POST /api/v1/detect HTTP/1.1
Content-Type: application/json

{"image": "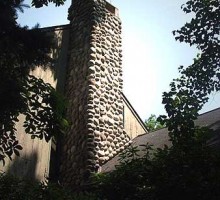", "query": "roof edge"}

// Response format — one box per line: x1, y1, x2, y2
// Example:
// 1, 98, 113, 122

199, 107, 220, 116
40, 24, 70, 32
134, 106, 220, 139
